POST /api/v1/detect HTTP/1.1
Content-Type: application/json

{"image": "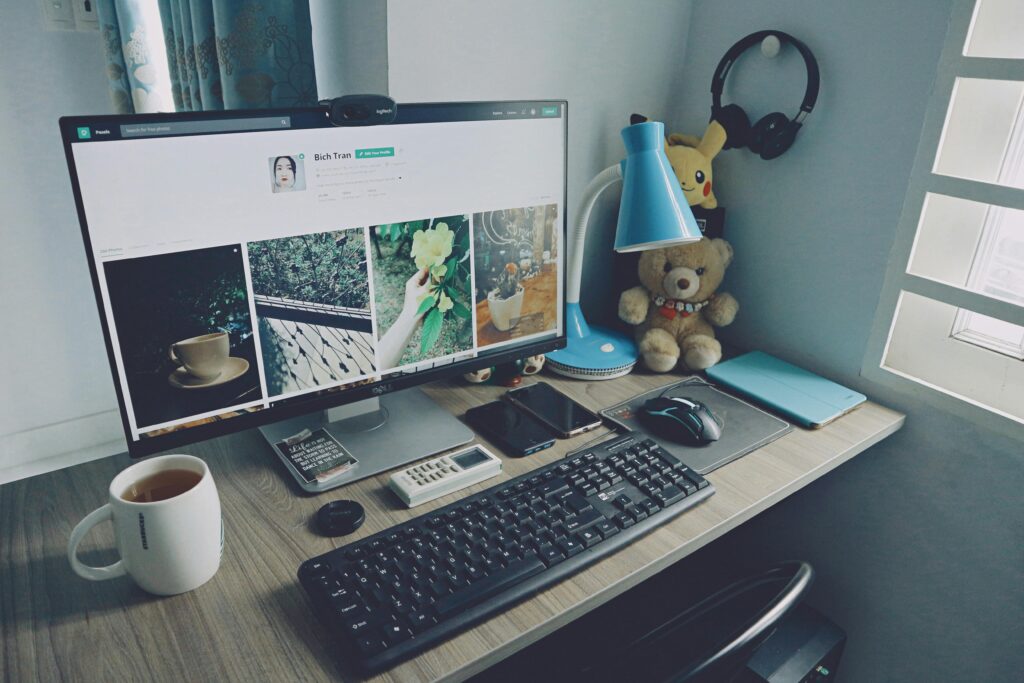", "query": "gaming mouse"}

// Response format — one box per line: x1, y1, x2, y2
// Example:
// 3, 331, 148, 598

640, 396, 723, 445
